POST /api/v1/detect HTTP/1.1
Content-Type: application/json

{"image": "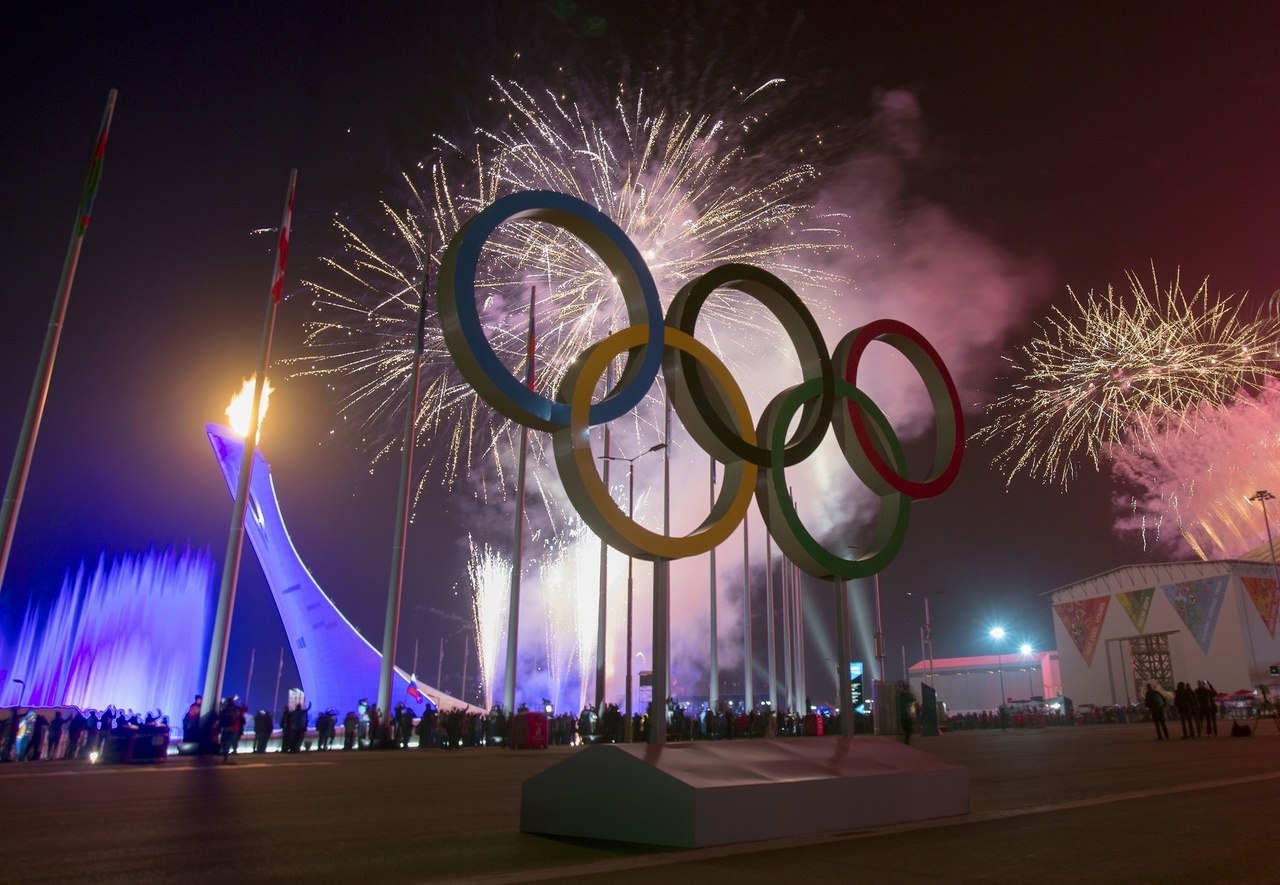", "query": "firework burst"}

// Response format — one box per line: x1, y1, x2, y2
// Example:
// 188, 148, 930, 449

292, 75, 847, 505
1112, 377, 1280, 560
467, 537, 510, 710
974, 268, 1280, 489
